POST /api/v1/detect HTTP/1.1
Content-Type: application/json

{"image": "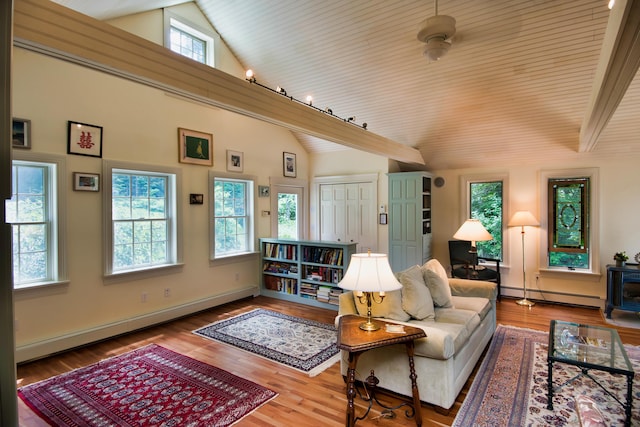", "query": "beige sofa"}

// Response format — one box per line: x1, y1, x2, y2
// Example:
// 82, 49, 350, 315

337, 259, 497, 410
